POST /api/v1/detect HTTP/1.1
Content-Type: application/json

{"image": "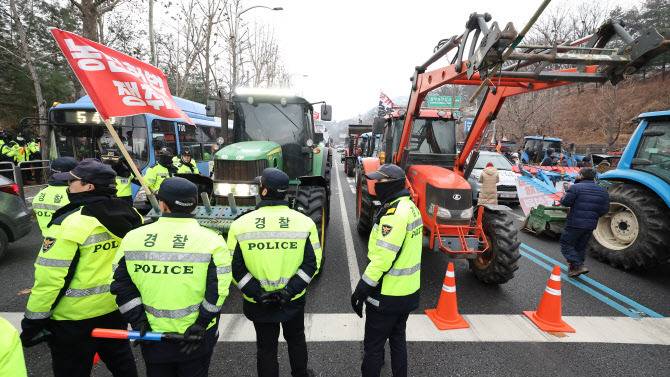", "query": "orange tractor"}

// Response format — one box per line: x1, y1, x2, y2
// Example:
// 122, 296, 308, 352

356, 12, 669, 284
